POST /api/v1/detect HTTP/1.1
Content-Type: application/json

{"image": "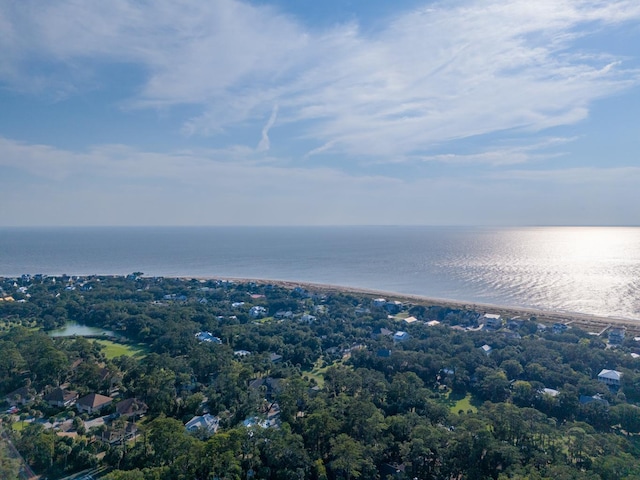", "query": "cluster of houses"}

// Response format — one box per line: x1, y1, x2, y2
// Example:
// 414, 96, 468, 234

4, 384, 149, 445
